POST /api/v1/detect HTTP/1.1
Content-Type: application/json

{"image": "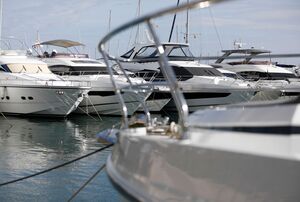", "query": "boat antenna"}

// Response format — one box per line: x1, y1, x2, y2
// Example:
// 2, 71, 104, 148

32, 30, 44, 56
168, 0, 180, 42
107, 9, 112, 54
208, 7, 223, 50
134, 0, 141, 44
0, 0, 3, 50
185, 0, 189, 44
